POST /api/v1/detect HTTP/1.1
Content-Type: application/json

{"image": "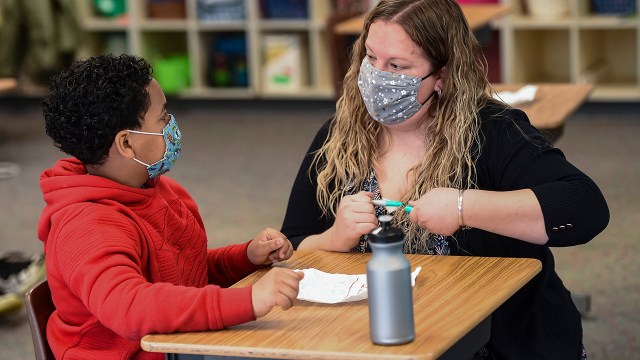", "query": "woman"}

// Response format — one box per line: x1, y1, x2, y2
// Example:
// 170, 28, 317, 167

281, 0, 609, 359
